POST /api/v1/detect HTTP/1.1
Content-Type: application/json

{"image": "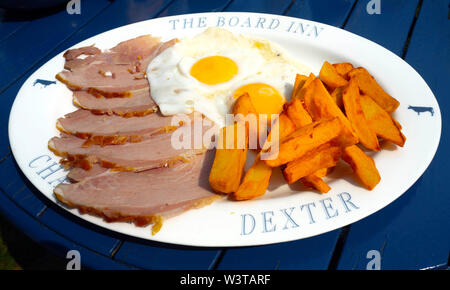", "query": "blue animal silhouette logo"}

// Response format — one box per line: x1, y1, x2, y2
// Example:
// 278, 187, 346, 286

408, 105, 434, 116
33, 79, 56, 88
